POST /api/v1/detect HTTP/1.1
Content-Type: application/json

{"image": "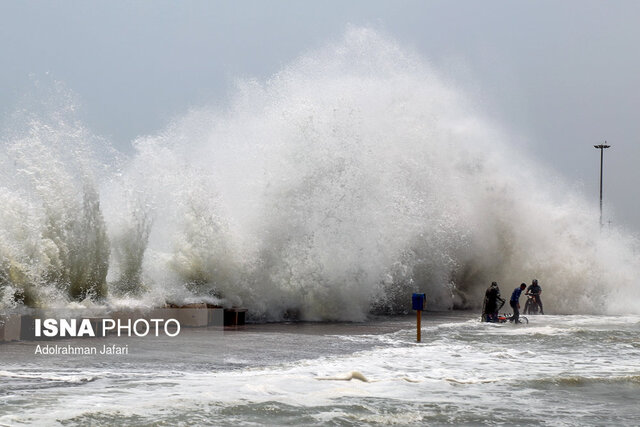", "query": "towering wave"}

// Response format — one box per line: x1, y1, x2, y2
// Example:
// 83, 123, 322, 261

0, 83, 114, 308
1, 28, 638, 319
